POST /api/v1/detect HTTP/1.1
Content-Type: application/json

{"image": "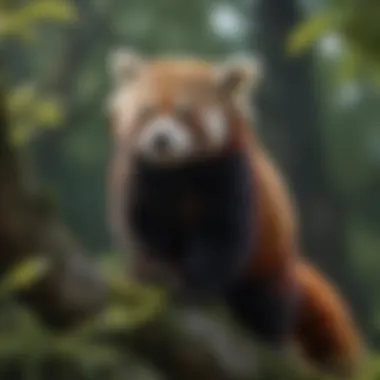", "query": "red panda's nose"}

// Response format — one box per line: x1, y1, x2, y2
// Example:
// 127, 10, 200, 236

152, 132, 171, 152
